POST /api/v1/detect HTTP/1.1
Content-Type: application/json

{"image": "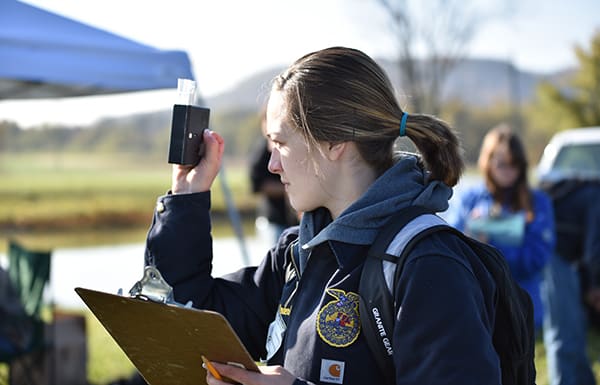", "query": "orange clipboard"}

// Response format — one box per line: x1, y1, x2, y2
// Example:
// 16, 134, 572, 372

75, 287, 259, 385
